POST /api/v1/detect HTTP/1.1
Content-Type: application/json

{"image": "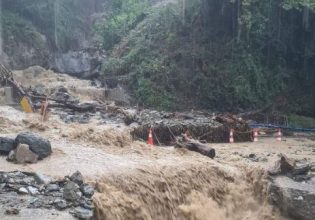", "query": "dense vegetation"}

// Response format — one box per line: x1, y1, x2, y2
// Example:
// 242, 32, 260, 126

1, 0, 315, 116
98, 0, 315, 116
